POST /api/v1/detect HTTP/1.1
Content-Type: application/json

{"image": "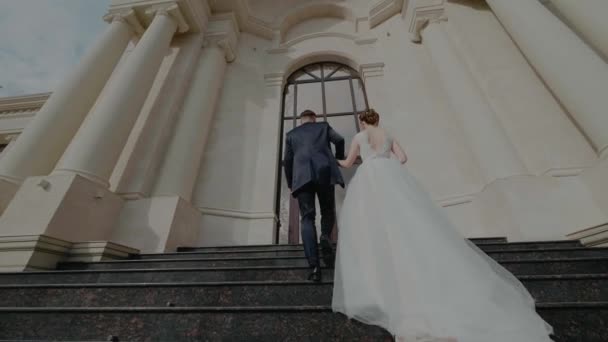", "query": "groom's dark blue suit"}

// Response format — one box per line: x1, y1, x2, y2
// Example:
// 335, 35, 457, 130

284, 121, 345, 268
